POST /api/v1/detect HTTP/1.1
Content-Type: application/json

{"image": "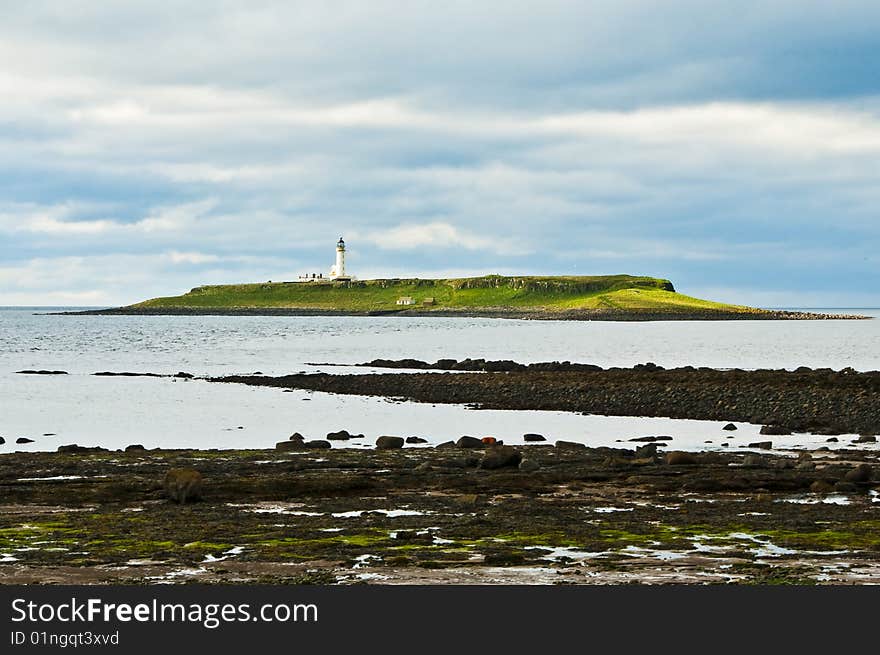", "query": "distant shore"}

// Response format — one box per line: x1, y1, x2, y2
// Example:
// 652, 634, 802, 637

54, 306, 871, 320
